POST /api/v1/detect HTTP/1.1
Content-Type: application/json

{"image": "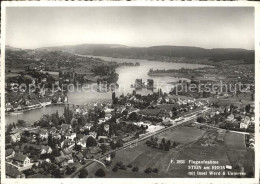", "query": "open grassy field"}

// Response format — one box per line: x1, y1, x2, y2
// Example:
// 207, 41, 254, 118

85, 126, 206, 178
203, 92, 254, 106
226, 150, 254, 176
157, 126, 206, 145
168, 146, 231, 178
84, 128, 254, 178
167, 131, 253, 178
224, 132, 246, 151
